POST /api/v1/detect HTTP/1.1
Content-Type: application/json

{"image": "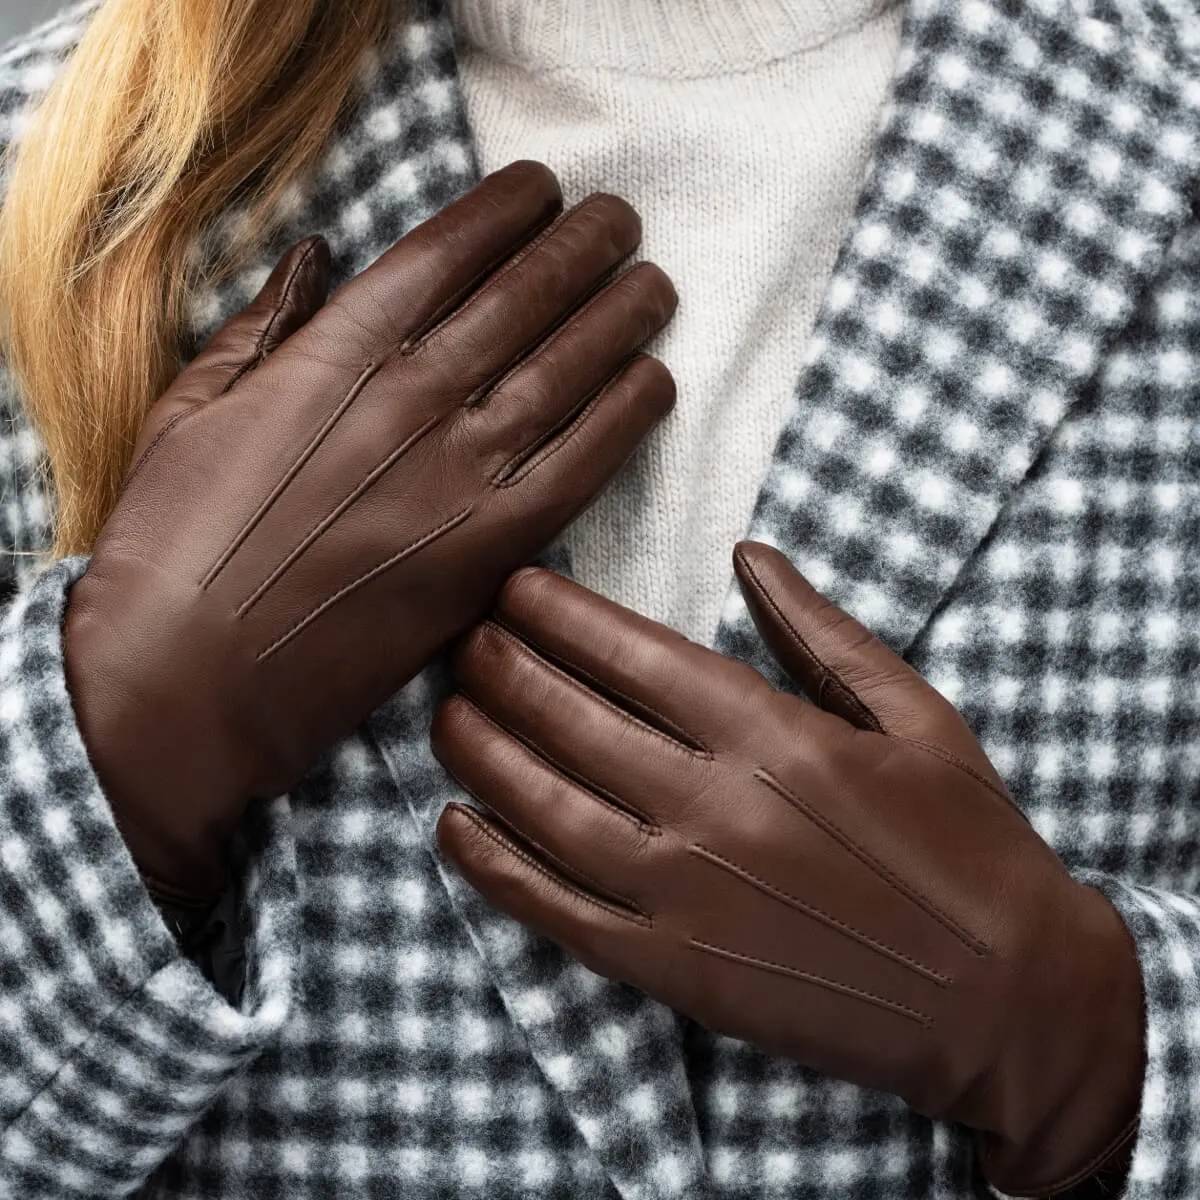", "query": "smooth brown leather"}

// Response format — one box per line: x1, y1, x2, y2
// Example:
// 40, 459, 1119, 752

432, 541, 1146, 1198
62, 160, 678, 908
